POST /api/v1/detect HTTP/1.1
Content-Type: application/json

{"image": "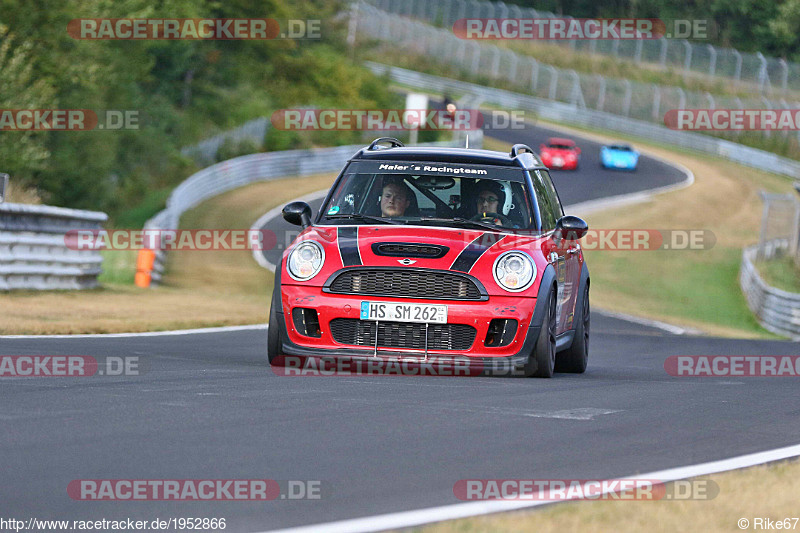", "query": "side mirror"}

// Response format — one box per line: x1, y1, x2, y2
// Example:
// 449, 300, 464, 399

283, 201, 312, 228
575, 147, 581, 155
539, 144, 546, 151
554, 215, 588, 241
